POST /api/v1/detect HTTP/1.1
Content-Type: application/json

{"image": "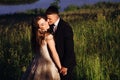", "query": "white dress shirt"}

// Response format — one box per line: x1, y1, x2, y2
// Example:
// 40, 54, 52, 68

53, 18, 60, 32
